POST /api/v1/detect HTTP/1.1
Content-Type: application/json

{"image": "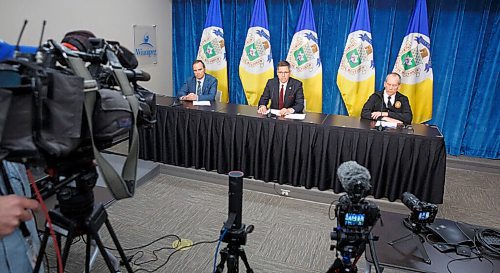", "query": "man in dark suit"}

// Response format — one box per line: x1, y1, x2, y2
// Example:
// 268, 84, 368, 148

257, 60, 305, 116
361, 73, 413, 124
177, 60, 217, 101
